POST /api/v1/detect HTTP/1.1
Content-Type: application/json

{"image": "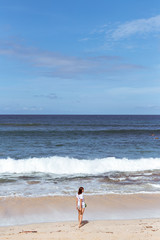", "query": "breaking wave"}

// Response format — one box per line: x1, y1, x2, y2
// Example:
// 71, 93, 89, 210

0, 156, 160, 174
